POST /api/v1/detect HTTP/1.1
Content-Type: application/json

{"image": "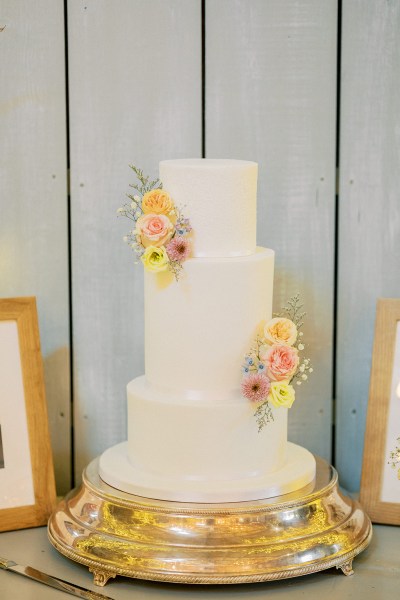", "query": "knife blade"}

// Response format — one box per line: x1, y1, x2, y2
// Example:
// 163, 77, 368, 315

0, 557, 115, 599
